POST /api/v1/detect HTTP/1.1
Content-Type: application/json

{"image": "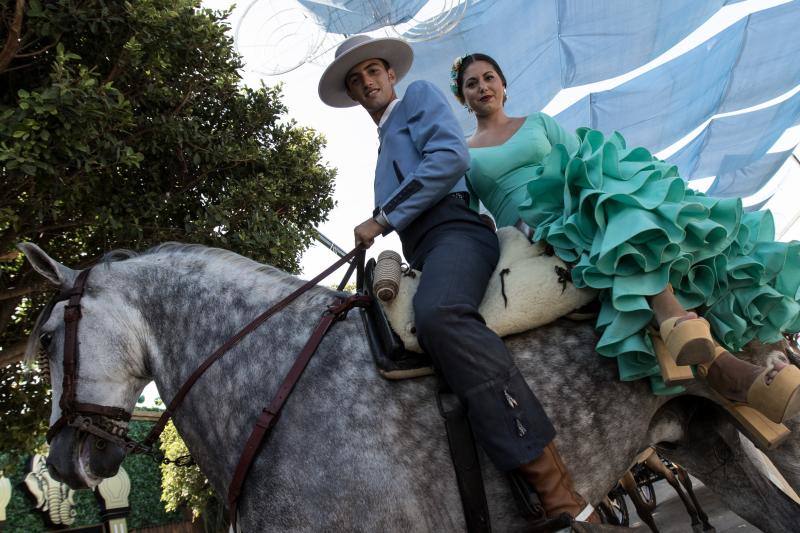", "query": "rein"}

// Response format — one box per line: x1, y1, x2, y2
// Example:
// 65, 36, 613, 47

48, 246, 371, 525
